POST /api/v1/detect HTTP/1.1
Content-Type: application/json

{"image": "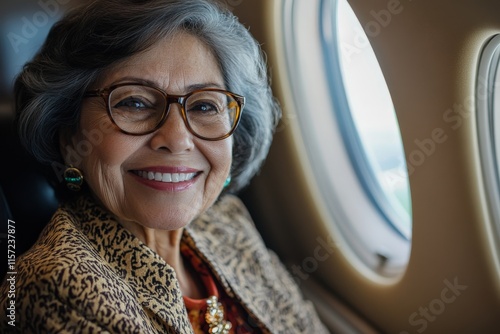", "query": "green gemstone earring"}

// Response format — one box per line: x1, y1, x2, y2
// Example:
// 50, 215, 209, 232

224, 176, 232, 188
64, 166, 84, 191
